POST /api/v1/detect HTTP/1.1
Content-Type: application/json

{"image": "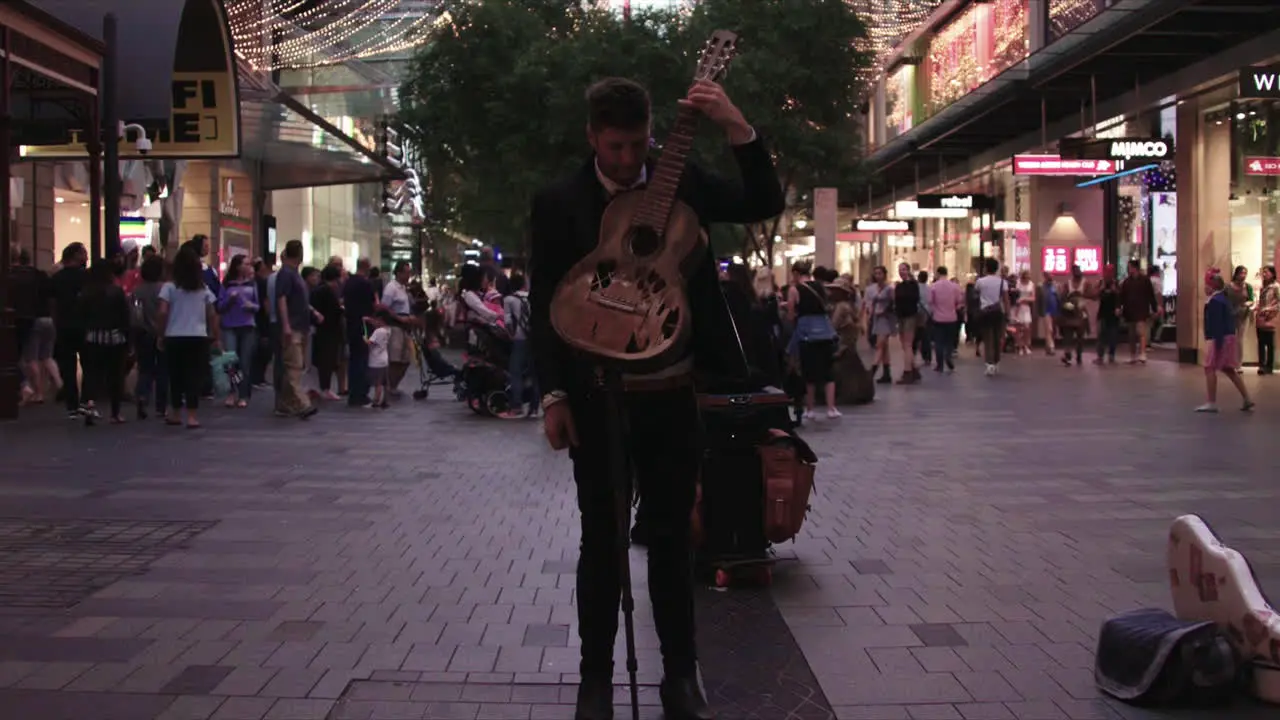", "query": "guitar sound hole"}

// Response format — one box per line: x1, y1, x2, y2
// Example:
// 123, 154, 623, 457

629, 226, 661, 257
